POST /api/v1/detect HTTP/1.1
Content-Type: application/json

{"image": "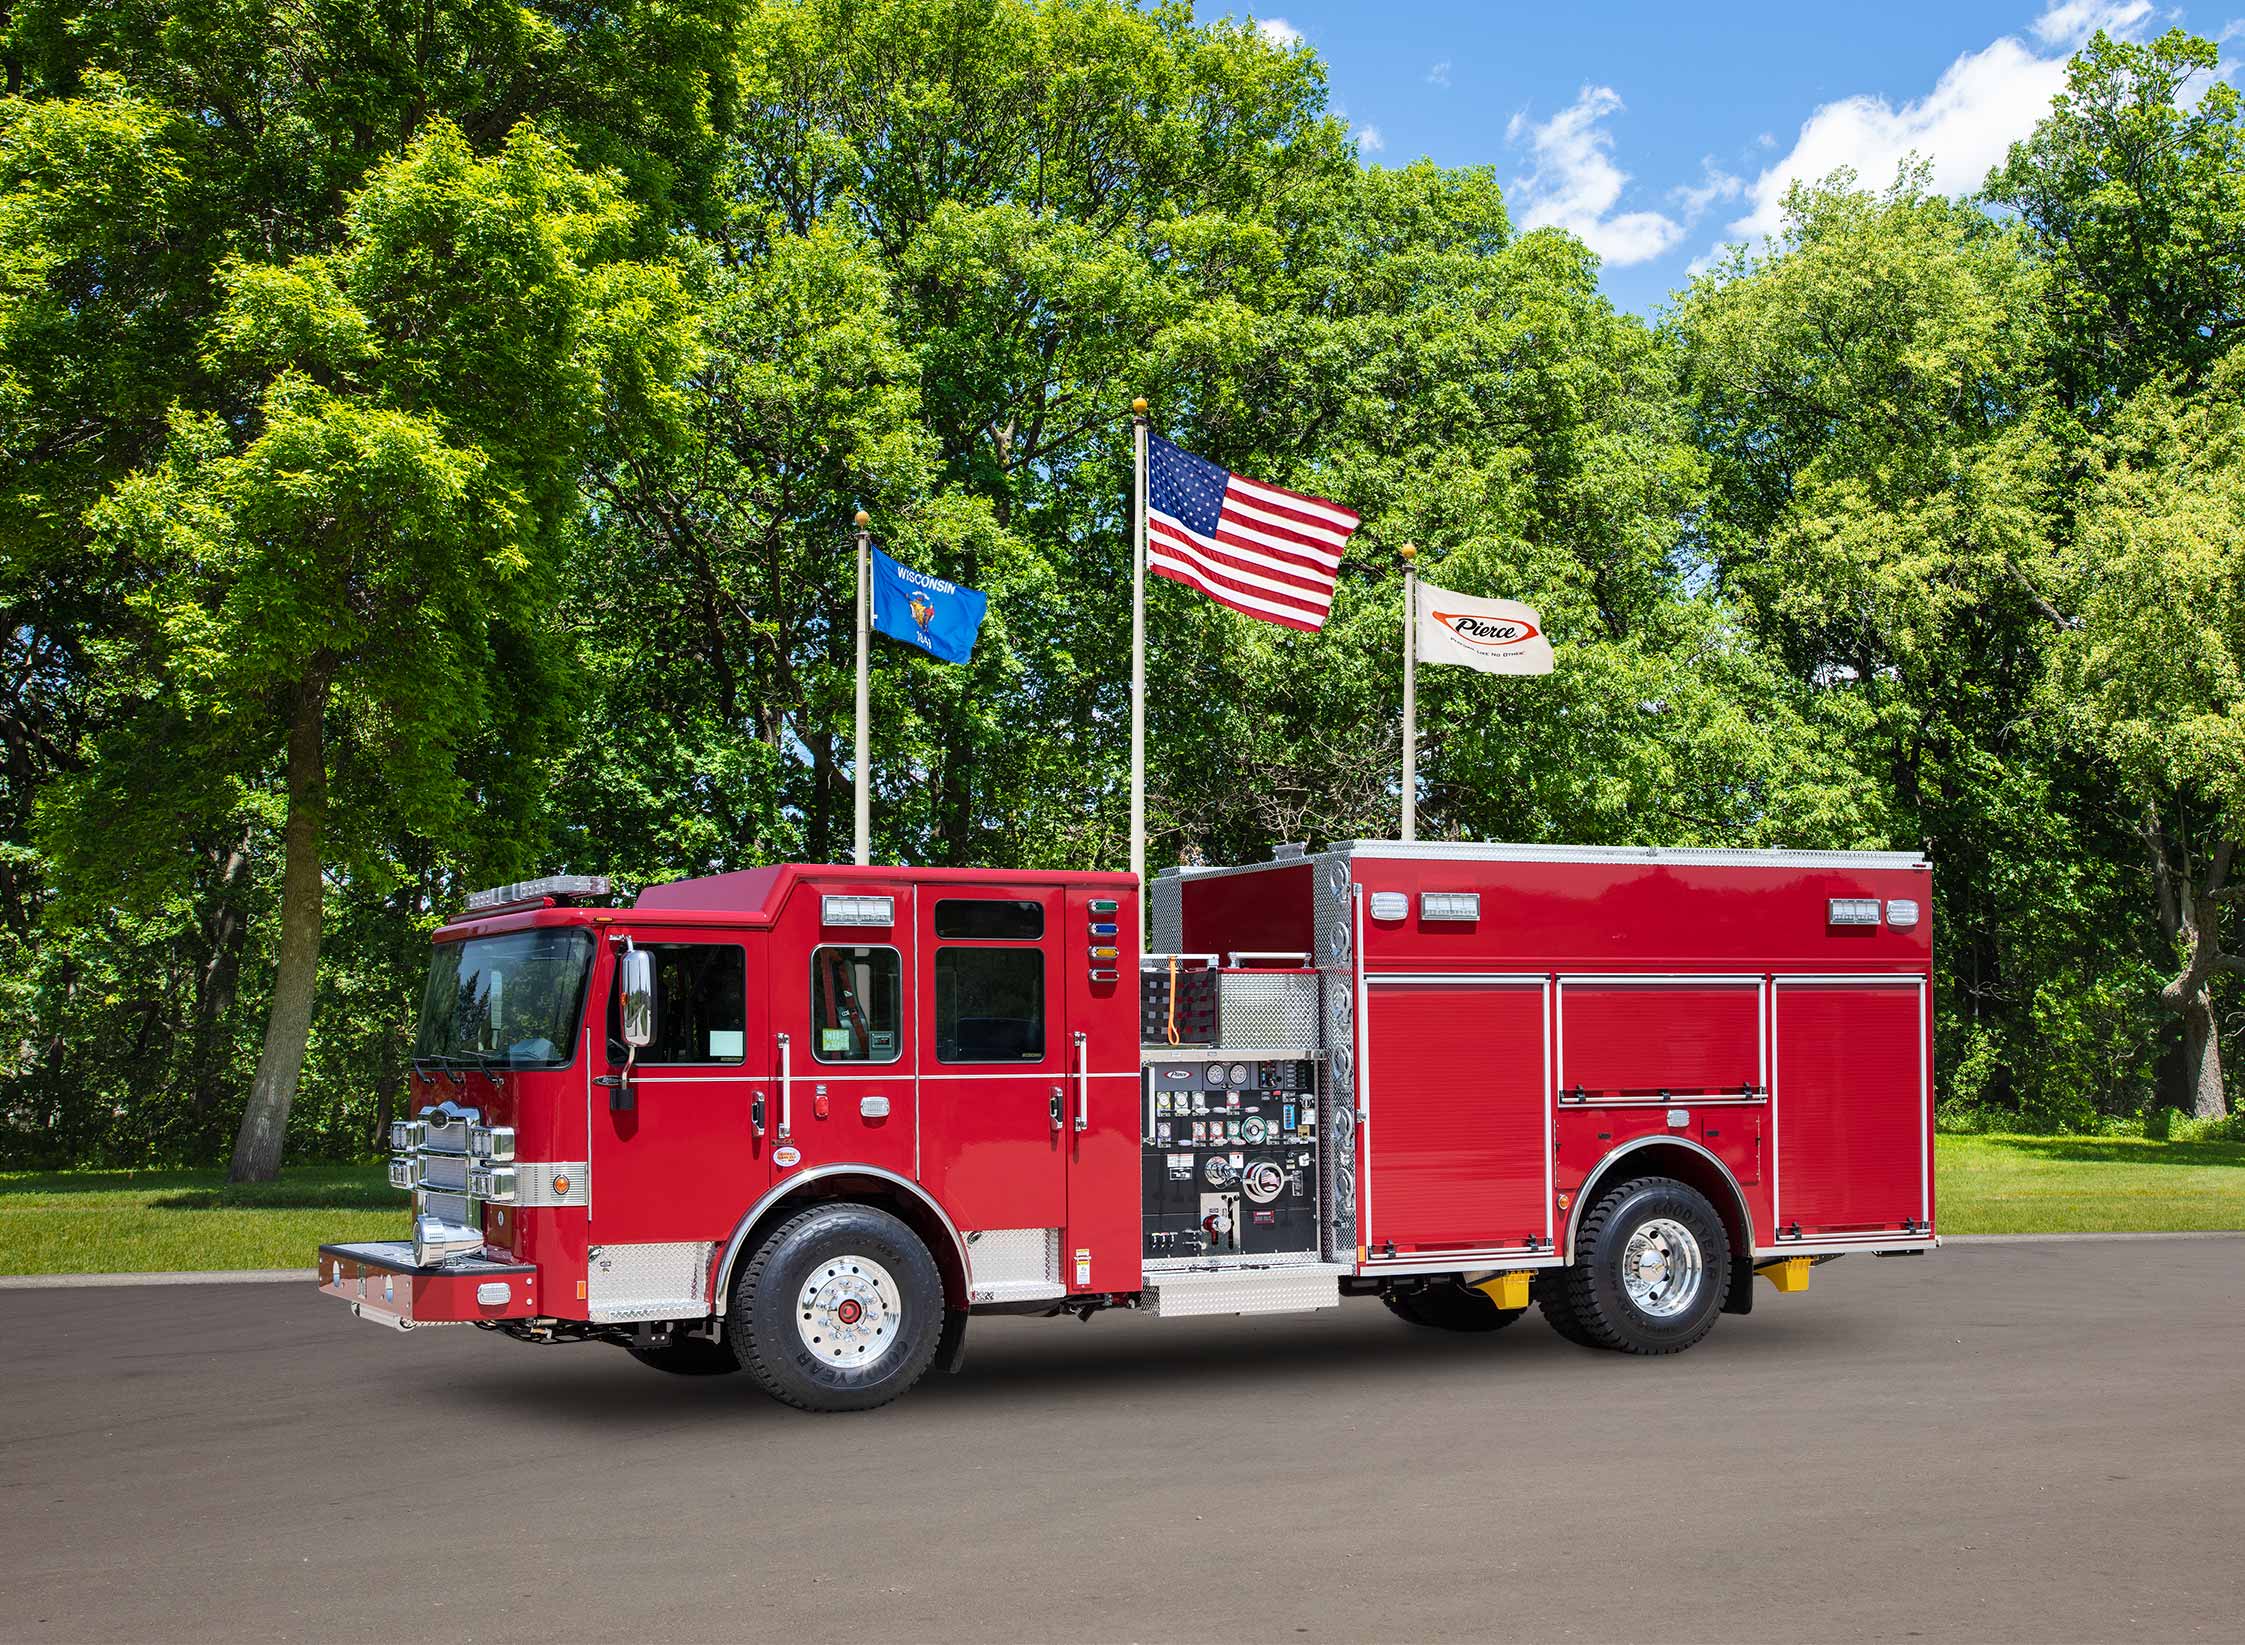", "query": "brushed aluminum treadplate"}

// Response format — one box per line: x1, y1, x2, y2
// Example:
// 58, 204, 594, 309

1141, 1265, 1345, 1319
